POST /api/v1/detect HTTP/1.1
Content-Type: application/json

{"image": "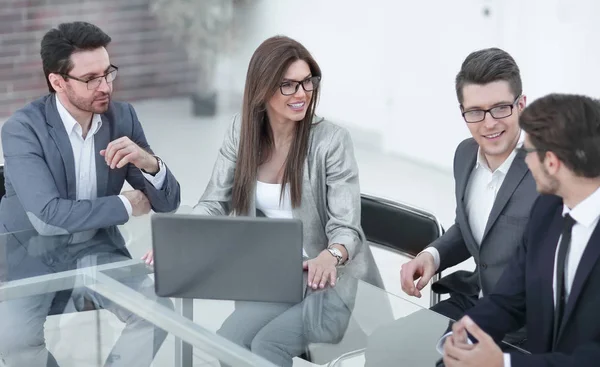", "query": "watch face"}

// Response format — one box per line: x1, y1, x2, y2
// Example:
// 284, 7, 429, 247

329, 248, 342, 258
